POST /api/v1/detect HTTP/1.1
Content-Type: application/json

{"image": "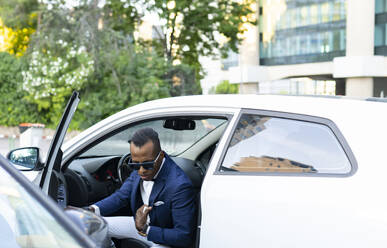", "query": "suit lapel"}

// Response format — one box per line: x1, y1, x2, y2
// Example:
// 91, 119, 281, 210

149, 156, 170, 206
131, 176, 141, 212
149, 178, 165, 206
